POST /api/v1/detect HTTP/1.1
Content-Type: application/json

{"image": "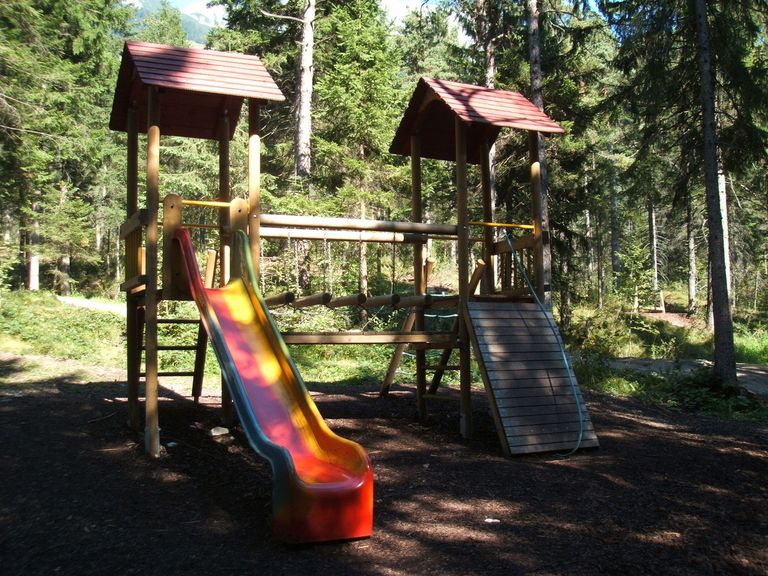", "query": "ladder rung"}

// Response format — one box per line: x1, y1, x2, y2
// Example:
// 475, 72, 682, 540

140, 371, 197, 377
158, 318, 200, 324
159, 345, 198, 351
142, 345, 199, 351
